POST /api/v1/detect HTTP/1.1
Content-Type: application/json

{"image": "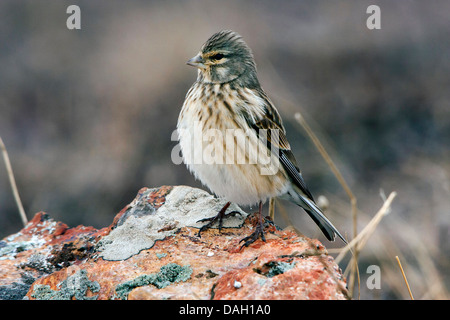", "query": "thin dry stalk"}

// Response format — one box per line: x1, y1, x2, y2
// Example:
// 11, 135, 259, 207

268, 197, 275, 220
395, 255, 414, 300
0, 136, 28, 226
388, 218, 449, 299
335, 192, 397, 264
337, 191, 394, 298
294, 112, 359, 295
294, 112, 358, 234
